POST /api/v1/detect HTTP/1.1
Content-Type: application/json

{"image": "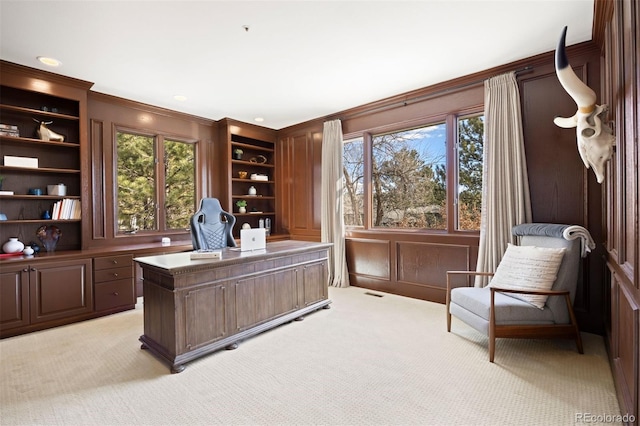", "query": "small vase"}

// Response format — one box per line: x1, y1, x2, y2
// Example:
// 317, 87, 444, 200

239, 206, 246, 214
36, 225, 62, 252
3, 237, 25, 254
248, 186, 257, 196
